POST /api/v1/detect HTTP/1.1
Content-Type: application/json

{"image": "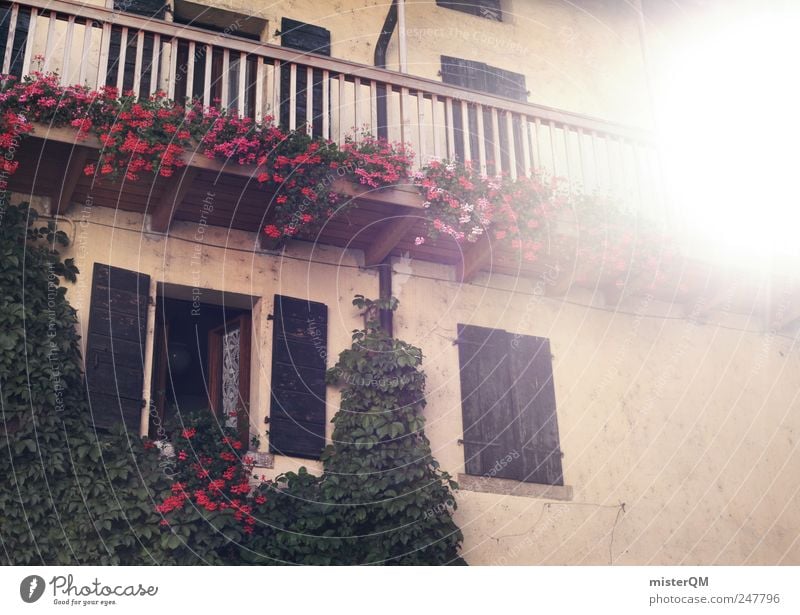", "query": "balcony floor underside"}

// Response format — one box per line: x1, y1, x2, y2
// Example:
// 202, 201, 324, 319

8, 130, 800, 331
